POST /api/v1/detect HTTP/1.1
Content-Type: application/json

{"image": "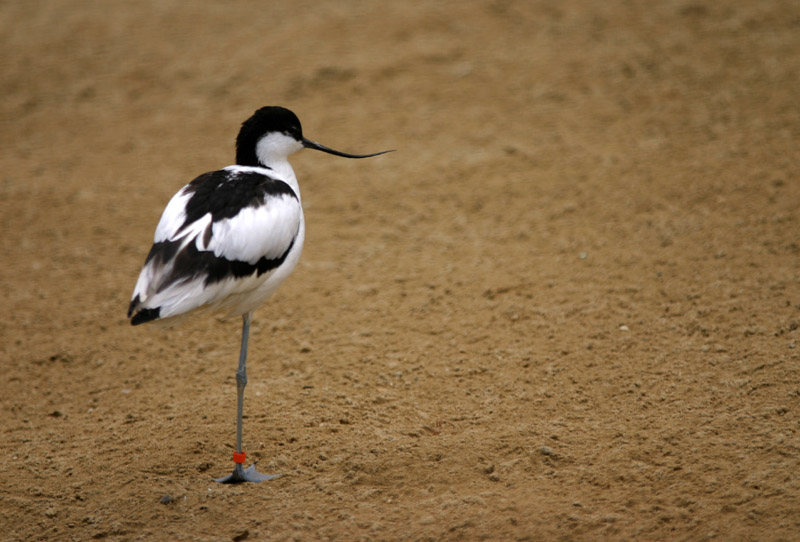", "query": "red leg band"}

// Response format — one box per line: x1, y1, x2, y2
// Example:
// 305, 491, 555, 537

233, 451, 246, 464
